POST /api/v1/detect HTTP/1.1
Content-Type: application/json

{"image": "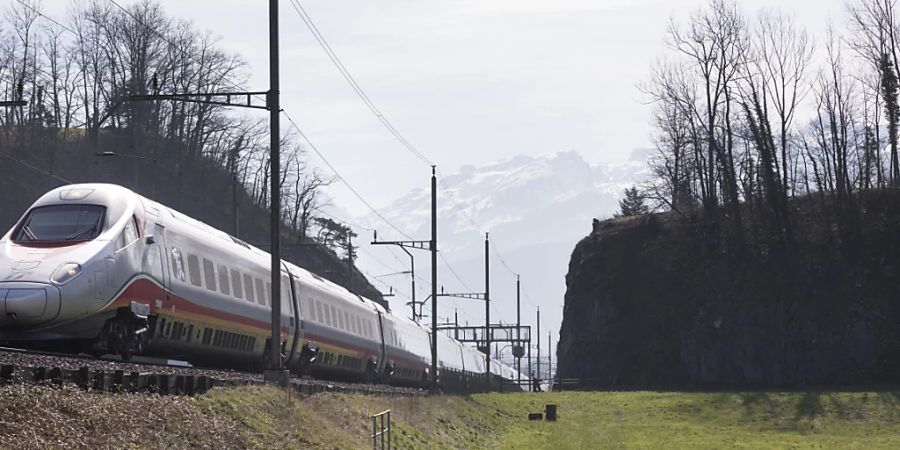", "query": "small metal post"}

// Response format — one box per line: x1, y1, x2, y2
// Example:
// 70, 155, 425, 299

537, 307, 541, 383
